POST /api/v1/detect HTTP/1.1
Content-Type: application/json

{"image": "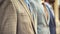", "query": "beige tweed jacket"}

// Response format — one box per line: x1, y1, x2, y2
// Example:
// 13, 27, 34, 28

0, 0, 36, 34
